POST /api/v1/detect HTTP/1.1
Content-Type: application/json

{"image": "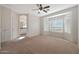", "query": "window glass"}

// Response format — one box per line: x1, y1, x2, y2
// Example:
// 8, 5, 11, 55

50, 16, 64, 32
